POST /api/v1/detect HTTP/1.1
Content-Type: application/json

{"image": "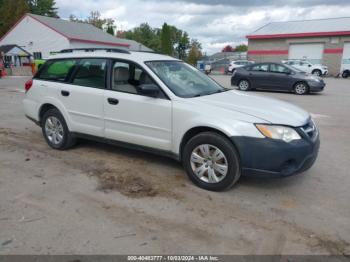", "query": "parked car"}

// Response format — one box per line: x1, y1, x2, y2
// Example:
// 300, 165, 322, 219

23, 48, 320, 191
340, 64, 350, 78
282, 59, 328, 76
226, 60, 254, 74
204, 64, 211, 75
231, 62, 325, 95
